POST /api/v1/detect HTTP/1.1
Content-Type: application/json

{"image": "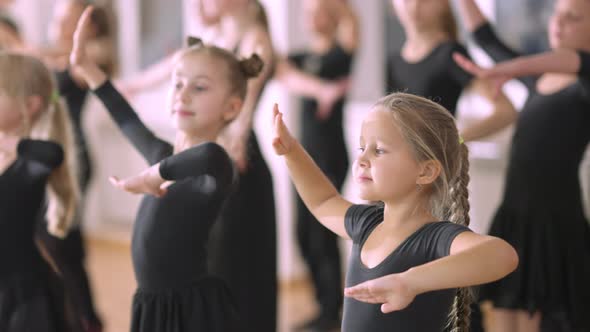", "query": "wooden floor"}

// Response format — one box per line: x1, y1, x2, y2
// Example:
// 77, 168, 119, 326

85, 237, 322, 332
